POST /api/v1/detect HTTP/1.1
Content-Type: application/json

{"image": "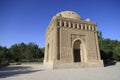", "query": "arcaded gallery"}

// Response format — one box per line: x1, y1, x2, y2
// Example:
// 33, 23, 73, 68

44, 11, 103, 69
